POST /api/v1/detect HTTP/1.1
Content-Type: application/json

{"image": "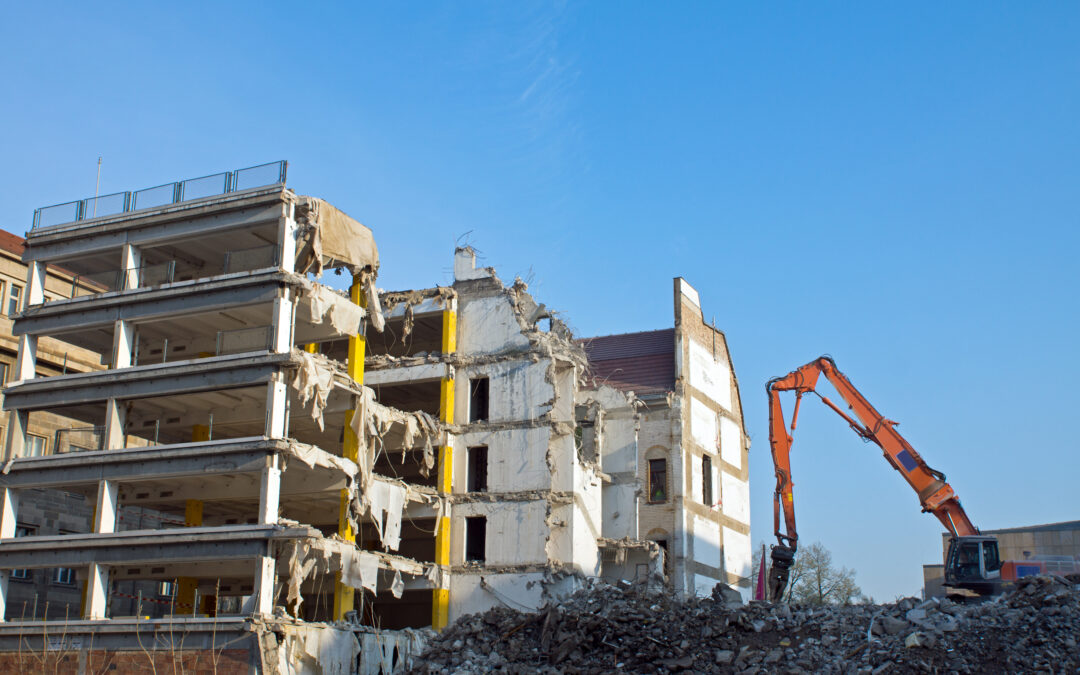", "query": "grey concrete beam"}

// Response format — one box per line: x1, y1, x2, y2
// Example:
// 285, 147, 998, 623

2, 352, 296, 411
0, 524, 315, 569
24, 188, 288, 262
0, 437, 285, 489
13, 271, 296, 337
0, 618, 255, 652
